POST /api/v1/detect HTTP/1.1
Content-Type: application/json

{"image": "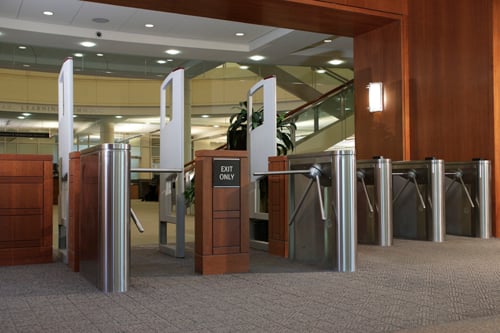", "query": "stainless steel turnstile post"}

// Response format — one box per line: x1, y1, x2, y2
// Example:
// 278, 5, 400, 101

357, 157, 392, 246
392, 159, 445, 242
80, 144, 130, 293
445, 159, 491, 239
287, 150, 357, 272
